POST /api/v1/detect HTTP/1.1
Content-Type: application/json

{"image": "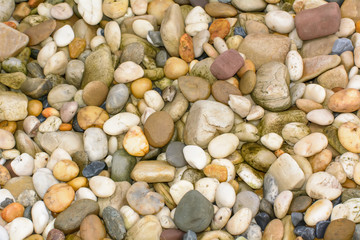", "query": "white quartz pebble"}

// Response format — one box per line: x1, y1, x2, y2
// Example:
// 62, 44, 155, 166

89, 176, 116, 198
215, 182, 236, 208
183, 145, 207, 170
53, 25, 74, 47
32, 201, 49, 234
11, 153, 34, 176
